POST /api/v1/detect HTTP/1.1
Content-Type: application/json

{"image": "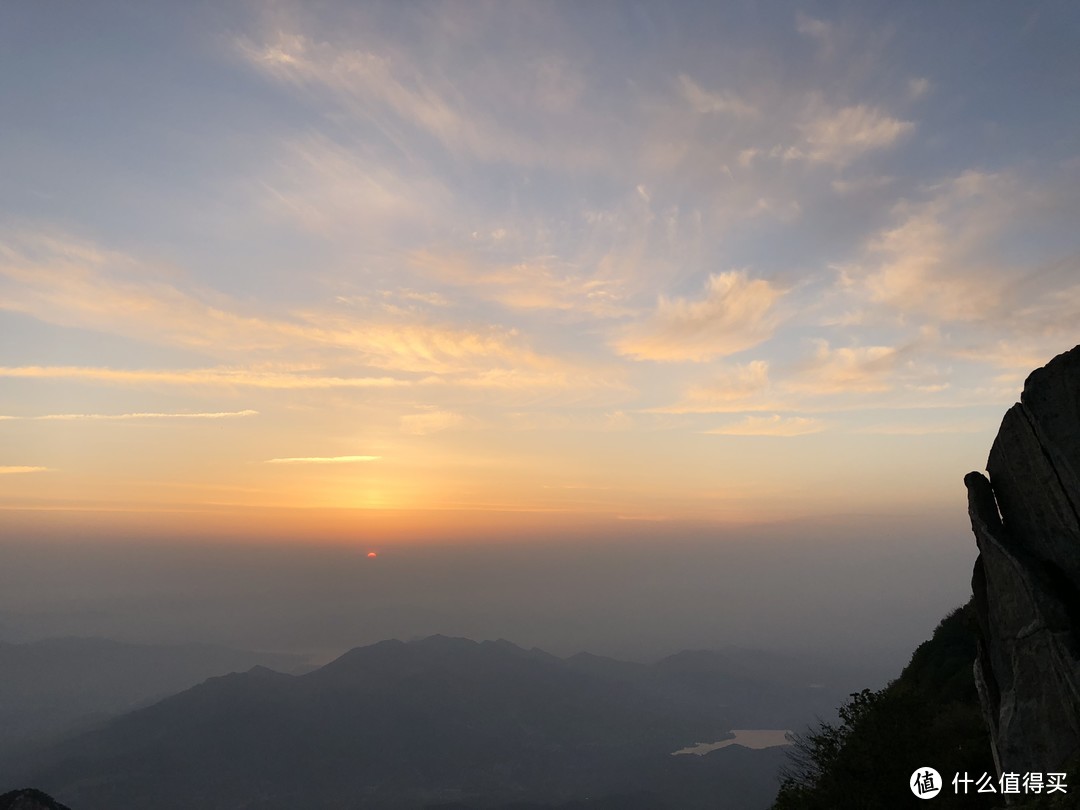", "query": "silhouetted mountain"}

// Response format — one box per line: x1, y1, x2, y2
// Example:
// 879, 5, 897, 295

0, 789, 71, 810
0, 637, 307, 757
6, 635, 816, 810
